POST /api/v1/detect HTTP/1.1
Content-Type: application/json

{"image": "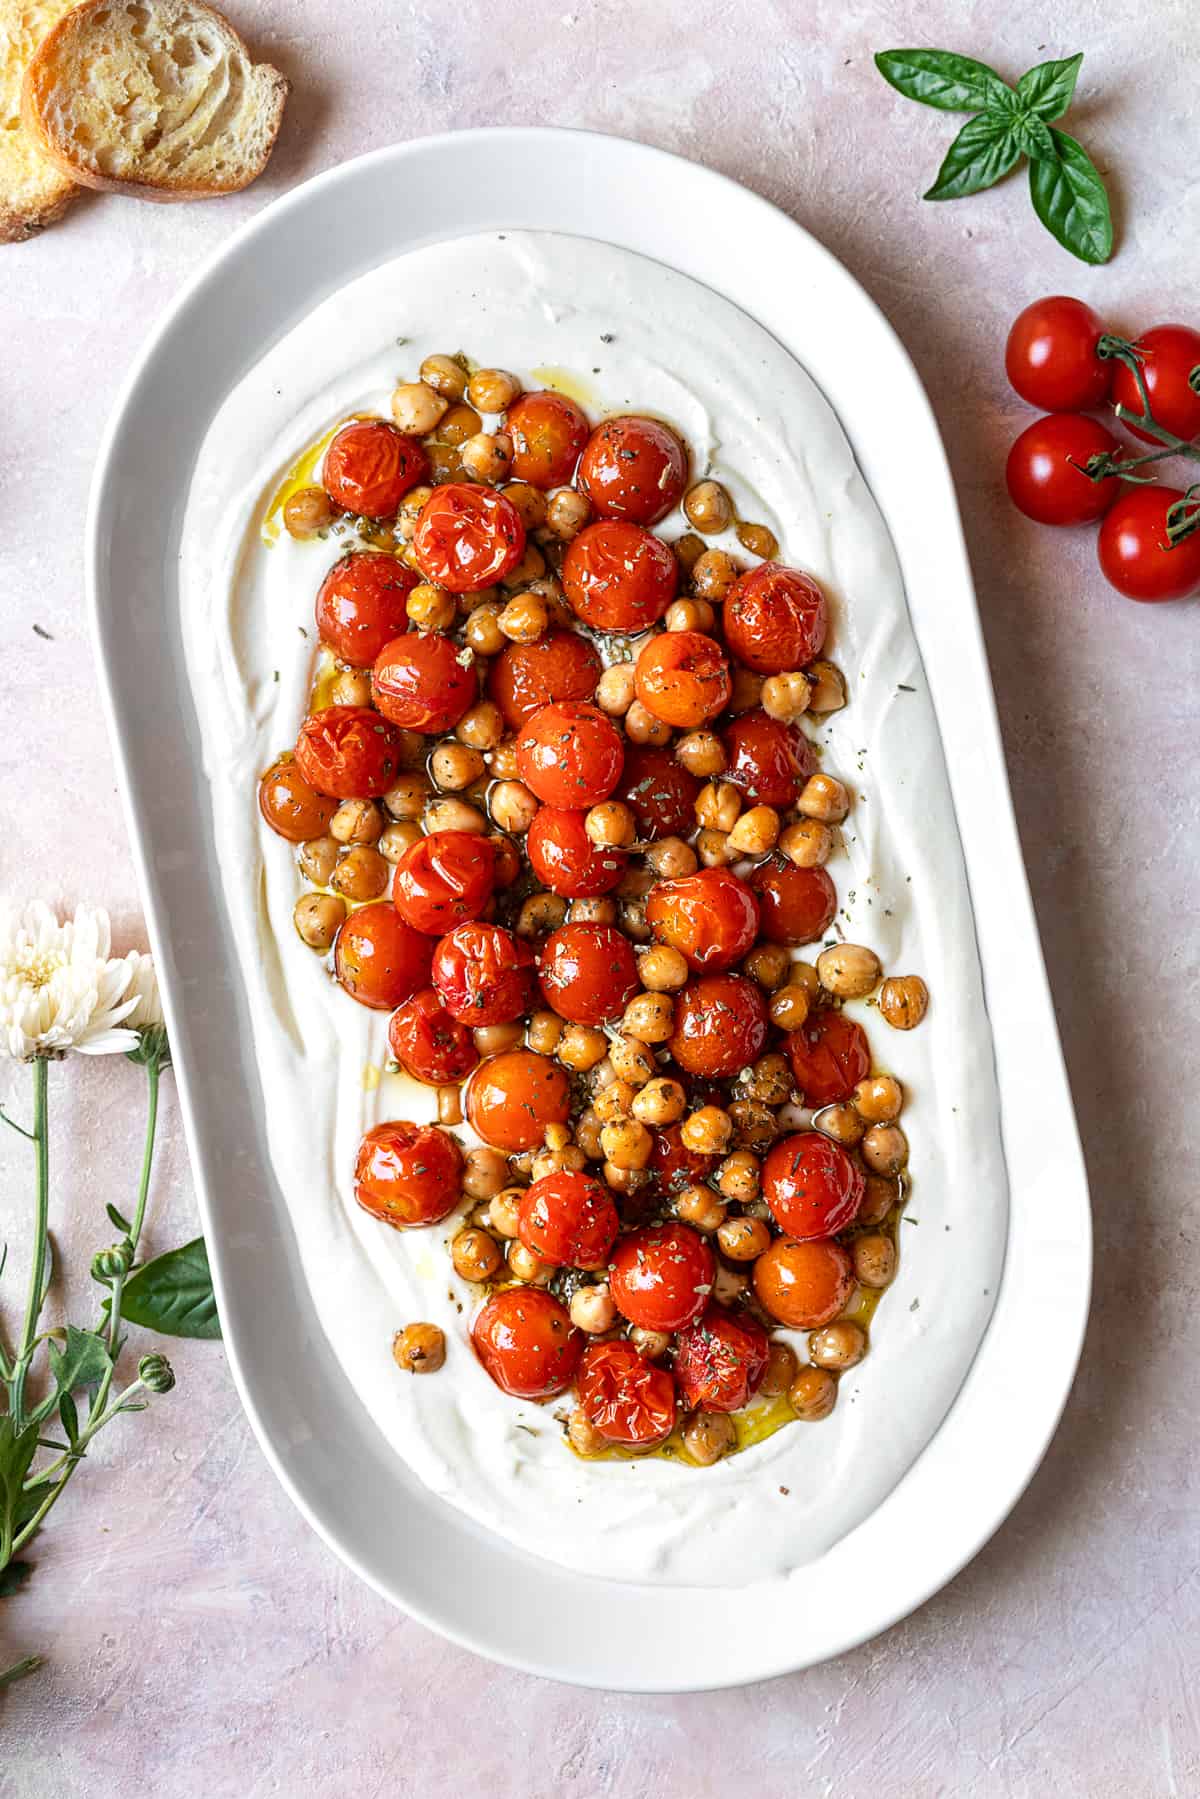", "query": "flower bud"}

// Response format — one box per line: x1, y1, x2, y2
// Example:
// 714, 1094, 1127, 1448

138, 1353, 176, 1395
91, 1243, 132, 1282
